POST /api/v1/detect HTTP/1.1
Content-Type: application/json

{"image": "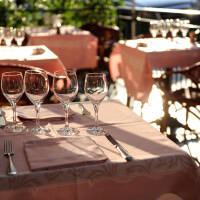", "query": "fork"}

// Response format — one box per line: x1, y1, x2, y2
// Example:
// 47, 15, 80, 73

4, 140, 17, 175
77, 103, 91, 115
